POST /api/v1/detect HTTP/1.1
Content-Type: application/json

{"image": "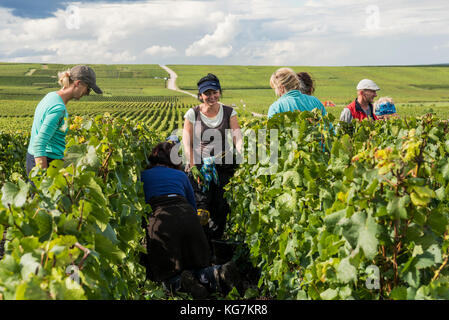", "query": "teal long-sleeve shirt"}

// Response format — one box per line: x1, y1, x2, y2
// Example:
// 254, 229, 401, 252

267, 90, 327, 119
28, 92, 69, 159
